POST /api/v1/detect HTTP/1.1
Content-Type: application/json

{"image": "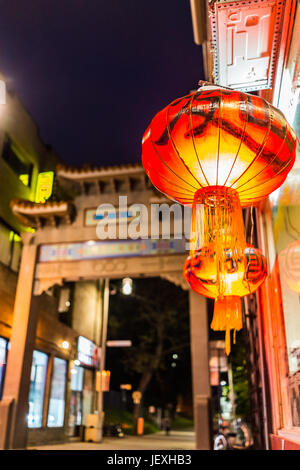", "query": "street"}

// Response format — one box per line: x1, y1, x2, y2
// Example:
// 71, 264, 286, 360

29, 430, 195, 451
